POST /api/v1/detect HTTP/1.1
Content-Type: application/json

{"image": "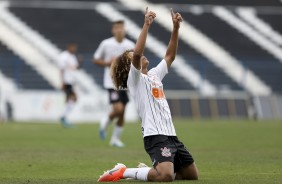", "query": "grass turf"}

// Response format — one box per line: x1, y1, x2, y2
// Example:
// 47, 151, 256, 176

0, 119, 281, 184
